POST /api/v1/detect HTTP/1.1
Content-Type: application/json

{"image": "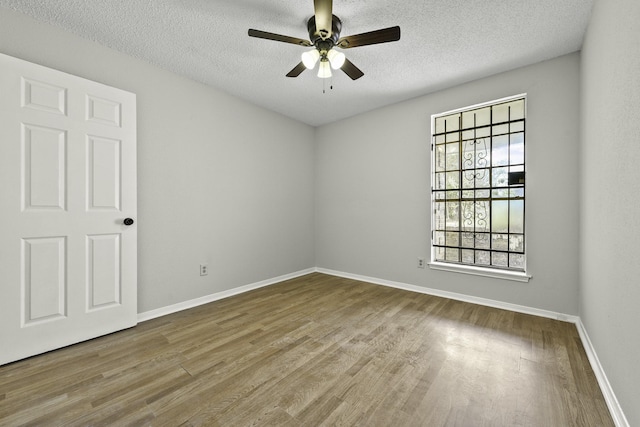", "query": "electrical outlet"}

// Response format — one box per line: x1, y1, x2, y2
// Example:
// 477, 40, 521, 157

417, 257, 425, 269
200, 264, 208, 276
